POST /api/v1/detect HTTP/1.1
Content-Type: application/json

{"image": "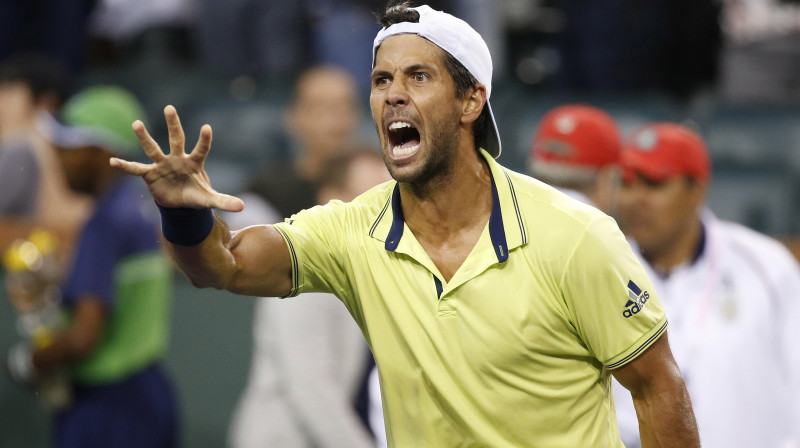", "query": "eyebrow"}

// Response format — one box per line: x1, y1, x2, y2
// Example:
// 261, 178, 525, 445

371, 69, 392, 79
371, 63, 438, 78
405, 63, 436, 74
